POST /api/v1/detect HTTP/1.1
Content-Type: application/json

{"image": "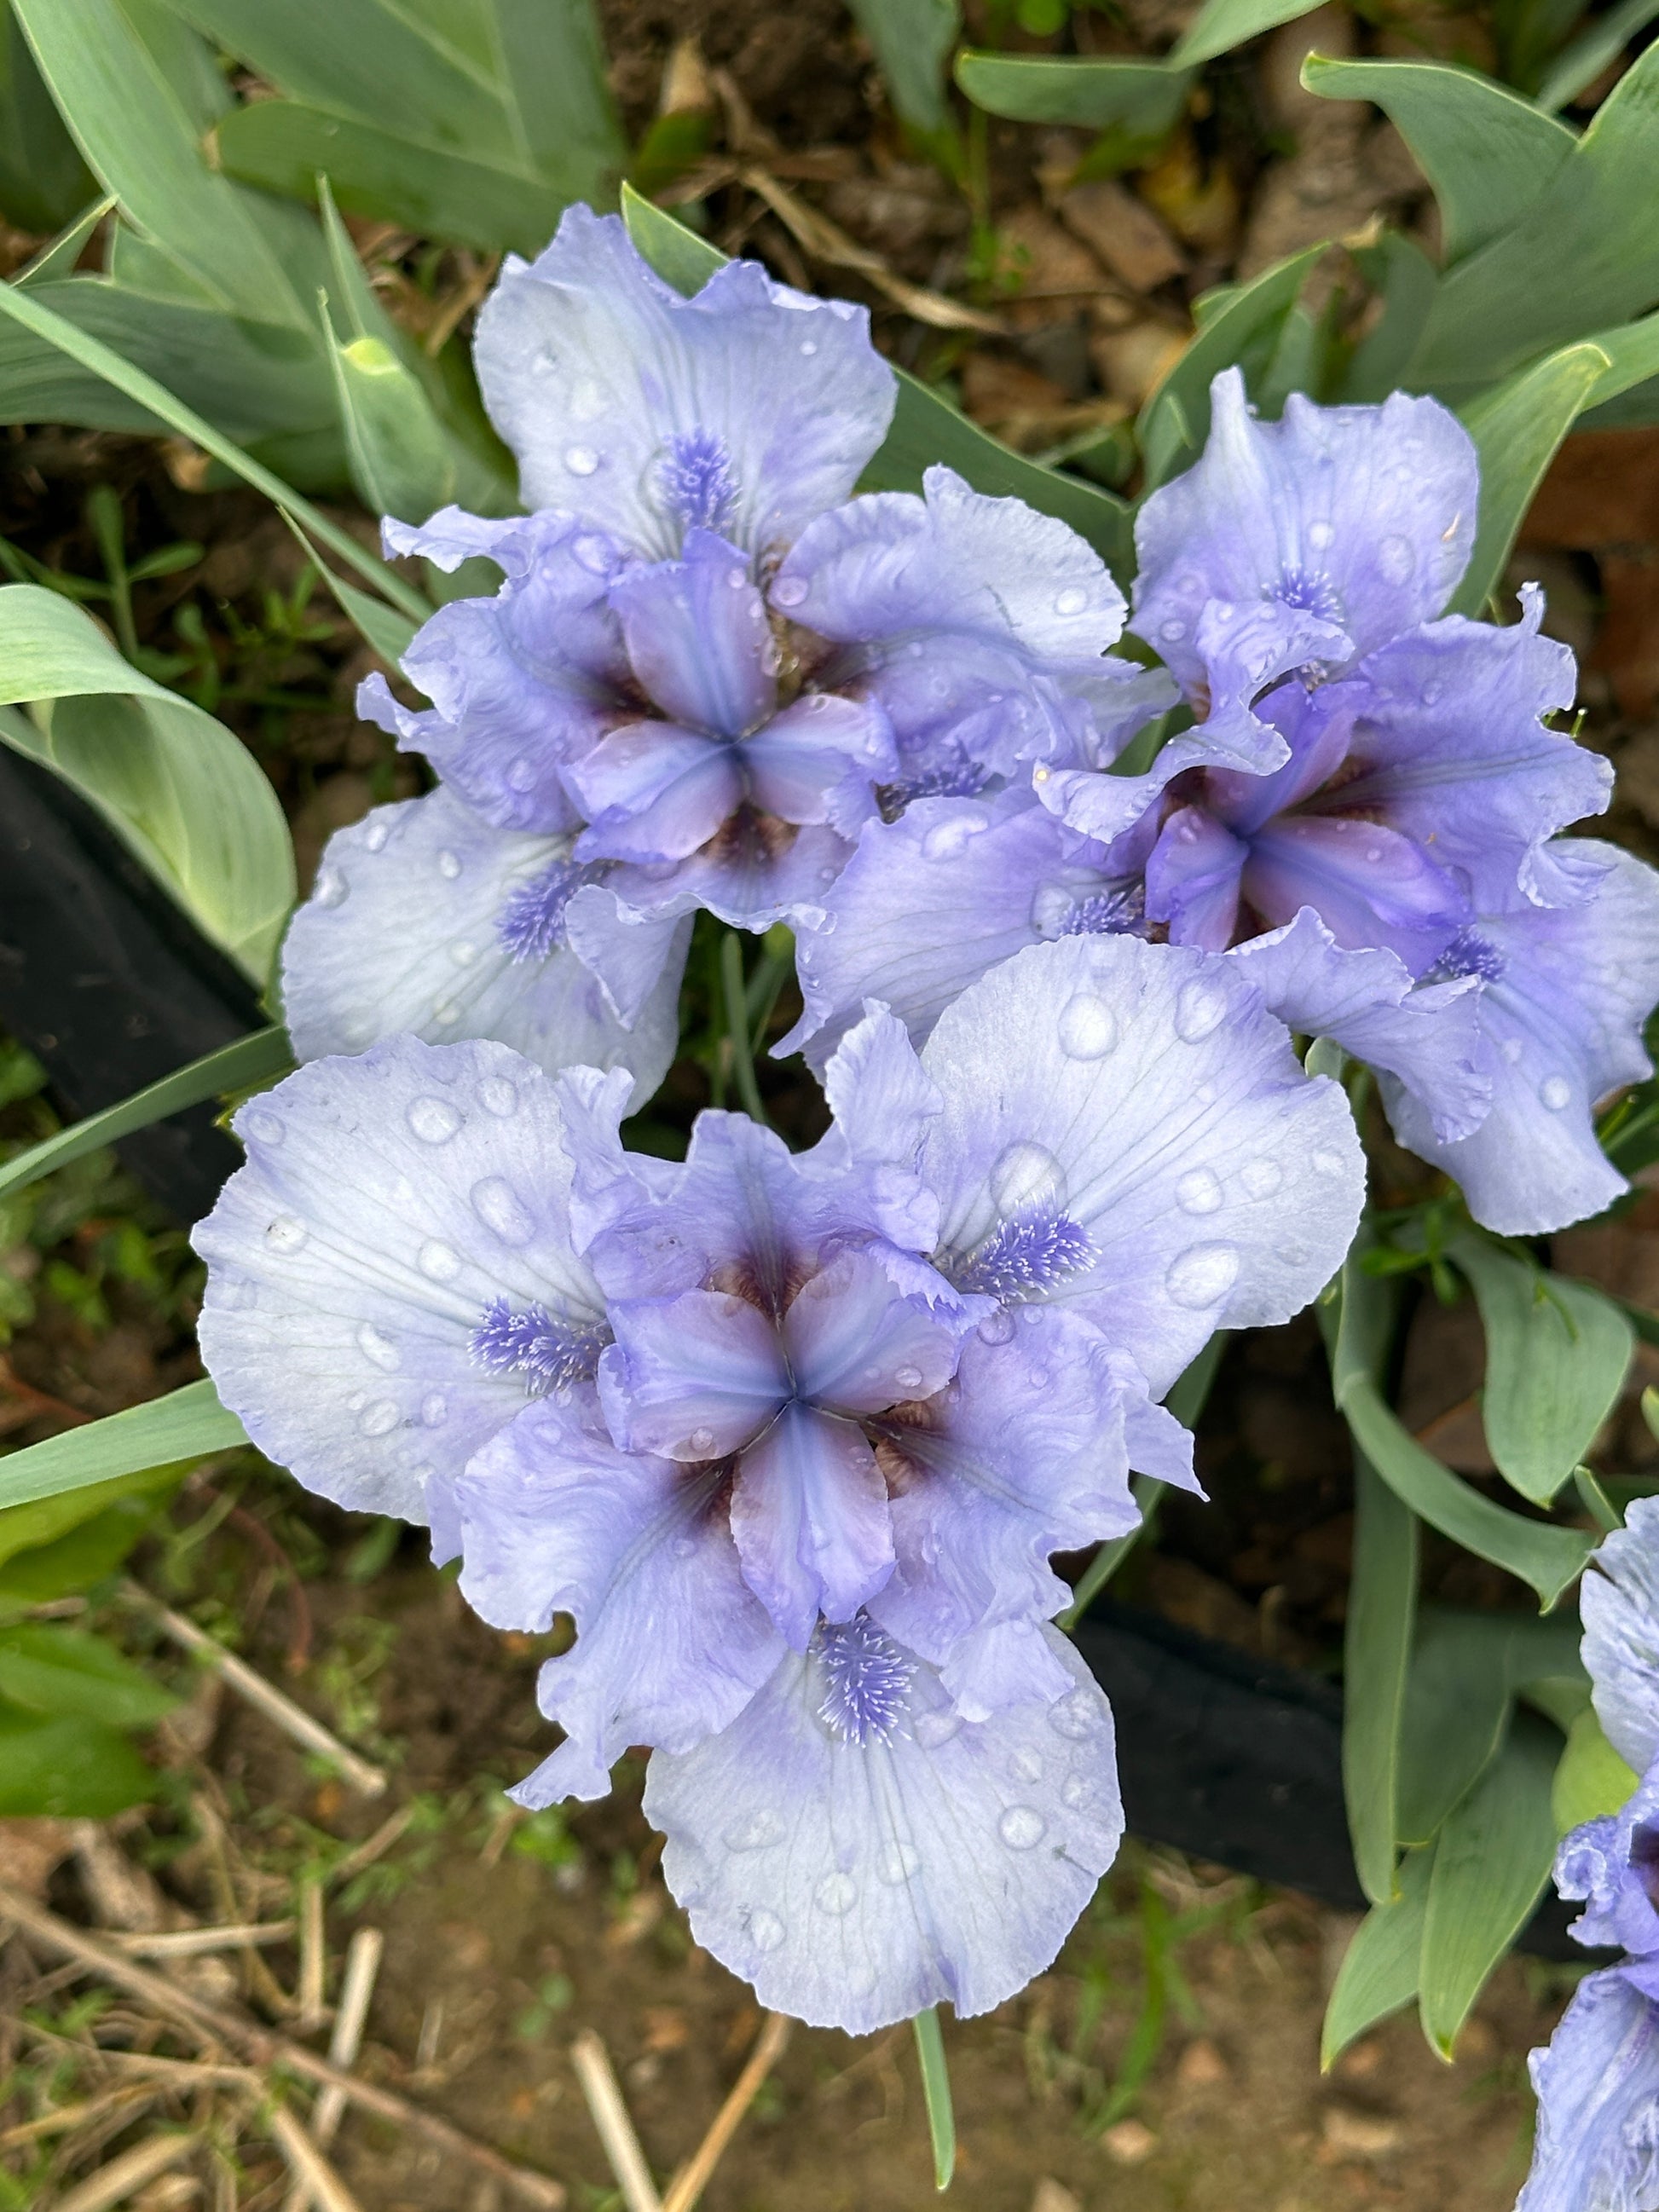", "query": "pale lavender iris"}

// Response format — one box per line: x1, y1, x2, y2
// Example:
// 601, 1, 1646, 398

193, 933, 1363, 2031
1520, 1500, 1659, 2210
789, 369, 1659, 1234
283, 206, 1156, 1098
